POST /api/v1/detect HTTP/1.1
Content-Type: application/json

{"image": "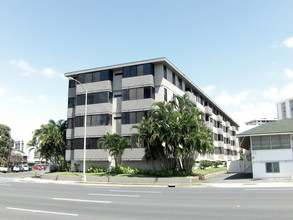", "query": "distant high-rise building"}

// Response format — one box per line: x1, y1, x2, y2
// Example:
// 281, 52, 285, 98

277, 97, 293, 119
